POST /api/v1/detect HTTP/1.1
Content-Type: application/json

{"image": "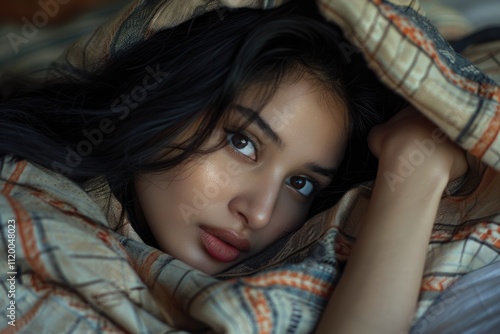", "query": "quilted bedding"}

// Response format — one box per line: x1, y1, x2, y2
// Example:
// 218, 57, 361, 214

1, 0, 499, 332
